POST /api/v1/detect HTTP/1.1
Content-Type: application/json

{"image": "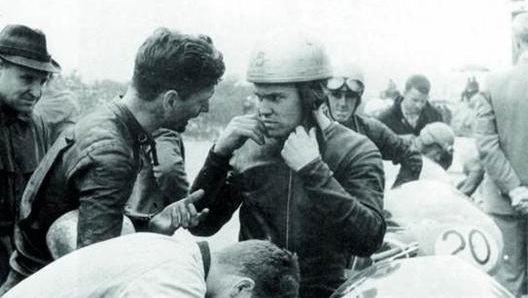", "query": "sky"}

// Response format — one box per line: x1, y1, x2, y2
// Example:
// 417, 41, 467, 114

0, 0, 516, 100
